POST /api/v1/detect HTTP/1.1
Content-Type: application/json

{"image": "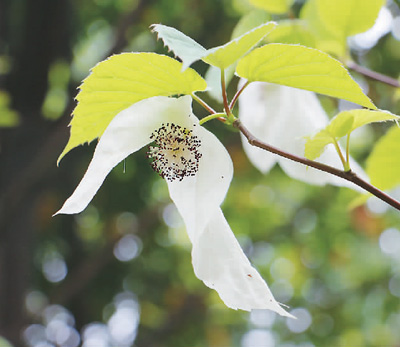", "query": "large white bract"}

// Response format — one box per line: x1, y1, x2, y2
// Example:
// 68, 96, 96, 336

56, 95, 292, 317
239, 81, 366, 189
